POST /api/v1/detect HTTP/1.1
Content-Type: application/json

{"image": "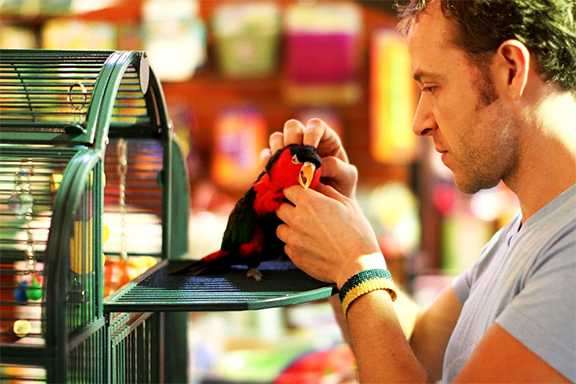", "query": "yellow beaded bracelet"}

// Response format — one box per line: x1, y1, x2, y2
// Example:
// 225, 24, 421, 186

341, 276, 397, 318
